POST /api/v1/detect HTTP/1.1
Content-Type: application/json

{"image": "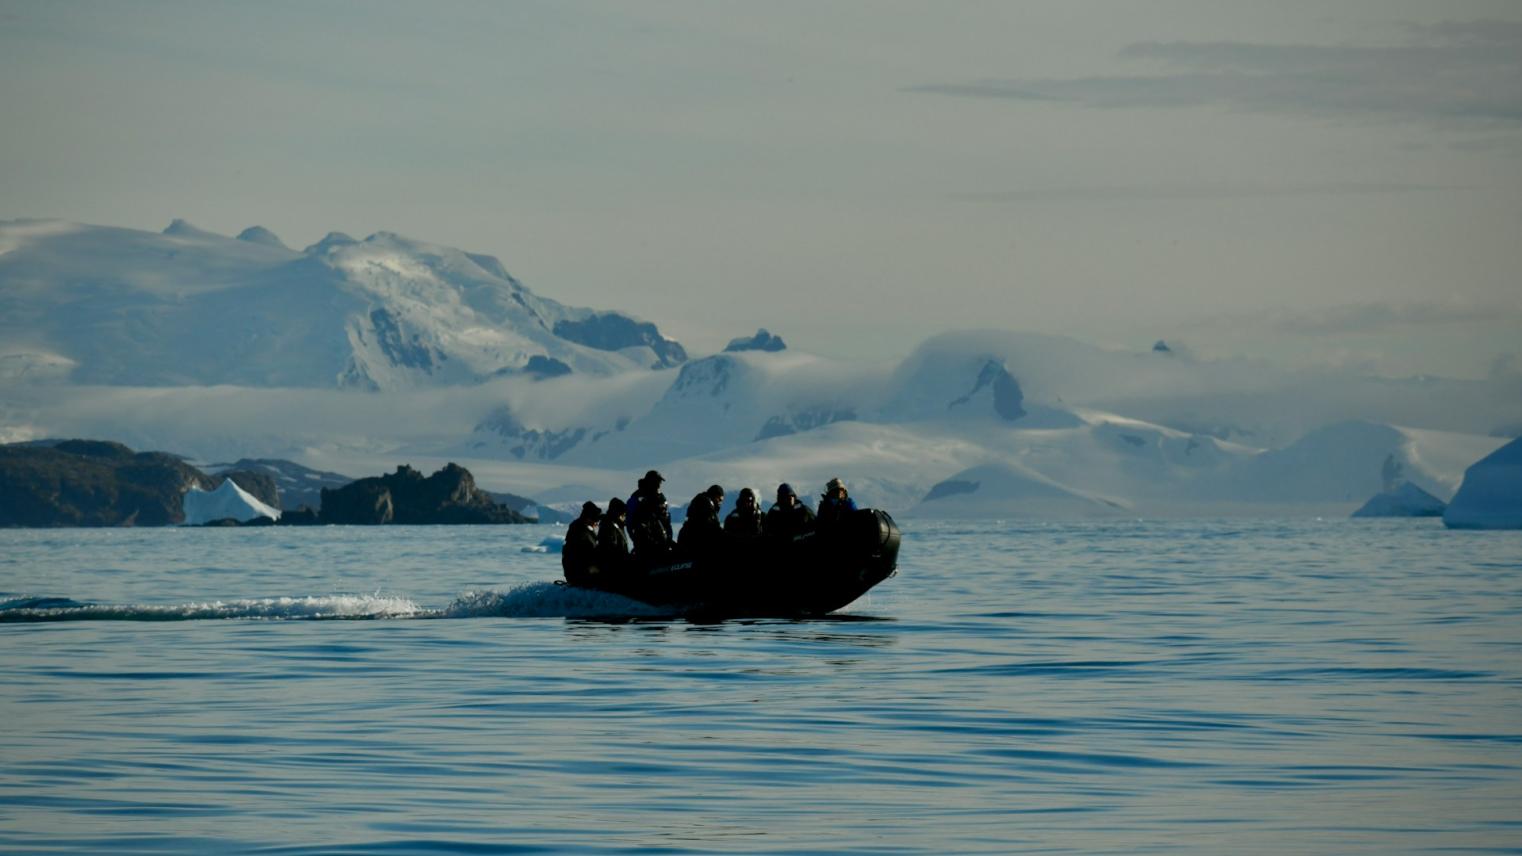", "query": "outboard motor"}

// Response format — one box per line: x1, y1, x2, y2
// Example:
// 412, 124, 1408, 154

863, 509, 900, 582
835, 508, 900, 584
